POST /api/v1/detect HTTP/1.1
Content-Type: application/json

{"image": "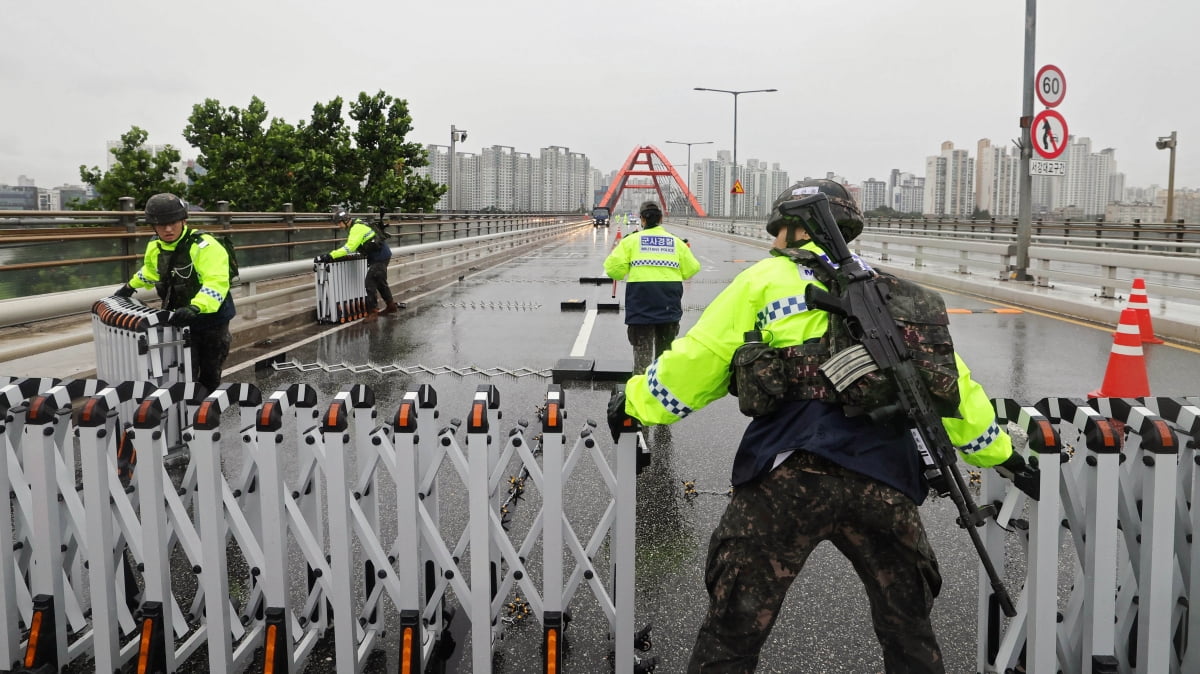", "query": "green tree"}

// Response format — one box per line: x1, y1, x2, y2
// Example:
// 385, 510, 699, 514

183, 96, 279, 210
76, 126, 188, 210
344, 90, 444, 213
182, 93, 442, 213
